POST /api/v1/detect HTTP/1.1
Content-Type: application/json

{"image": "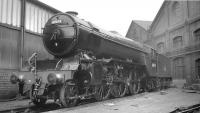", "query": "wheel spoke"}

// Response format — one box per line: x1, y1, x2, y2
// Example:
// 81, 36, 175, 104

119, 85, 122, 95
95, 85, 111, 101
129, 80, 140, 95
133, 83, 136, 92
30, 85, 47, 106
100, 87, 103, 98
60, 84, 78, 107
111, 83, 127, 98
